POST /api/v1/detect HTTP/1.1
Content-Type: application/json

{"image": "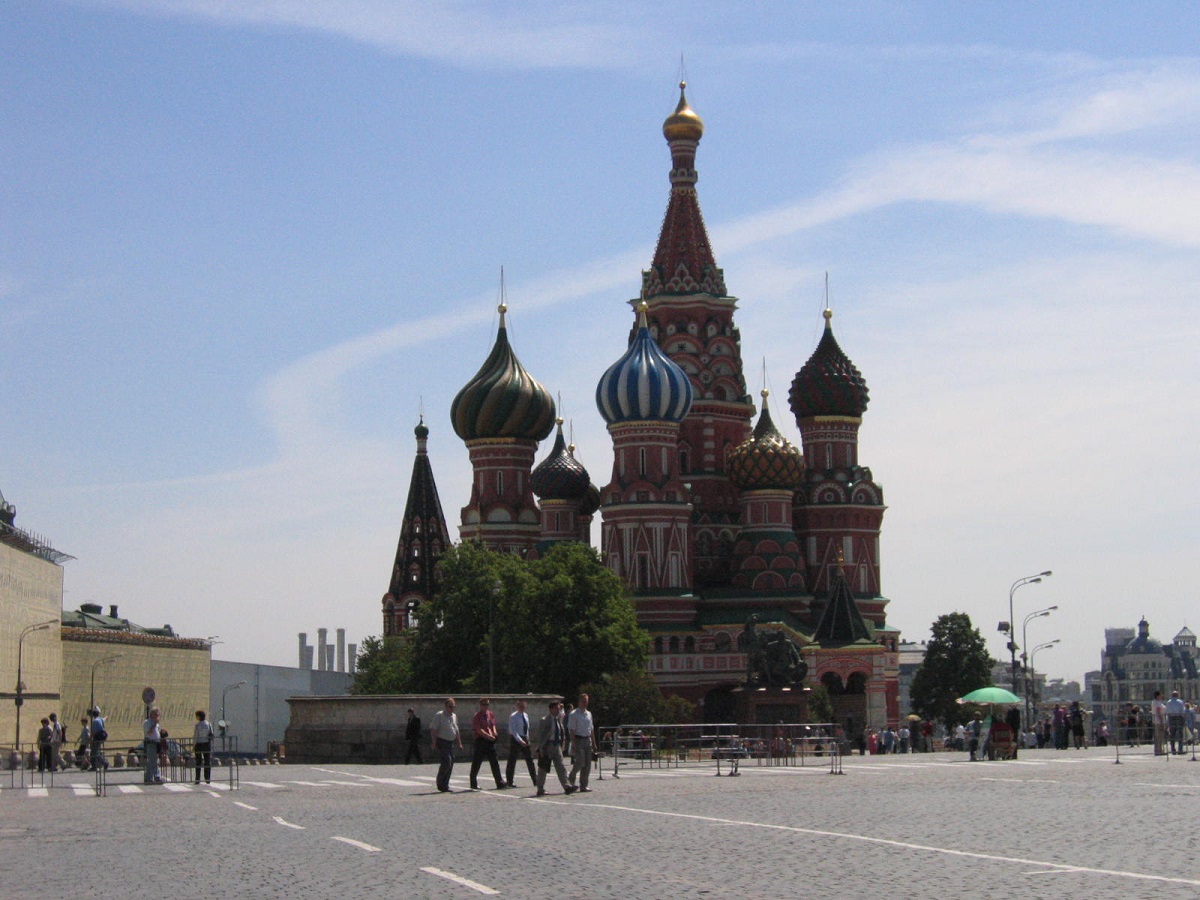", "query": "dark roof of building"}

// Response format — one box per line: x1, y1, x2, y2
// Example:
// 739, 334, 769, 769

811, 564, 875, 646
63, 603, 177, 638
